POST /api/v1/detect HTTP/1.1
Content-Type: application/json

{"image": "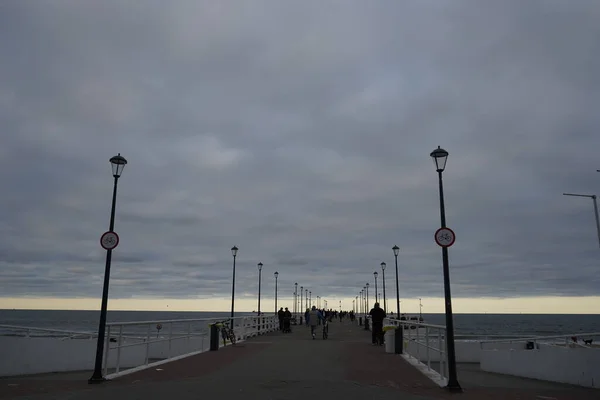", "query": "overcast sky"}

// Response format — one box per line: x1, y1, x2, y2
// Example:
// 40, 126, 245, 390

1, 1, 599, 312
